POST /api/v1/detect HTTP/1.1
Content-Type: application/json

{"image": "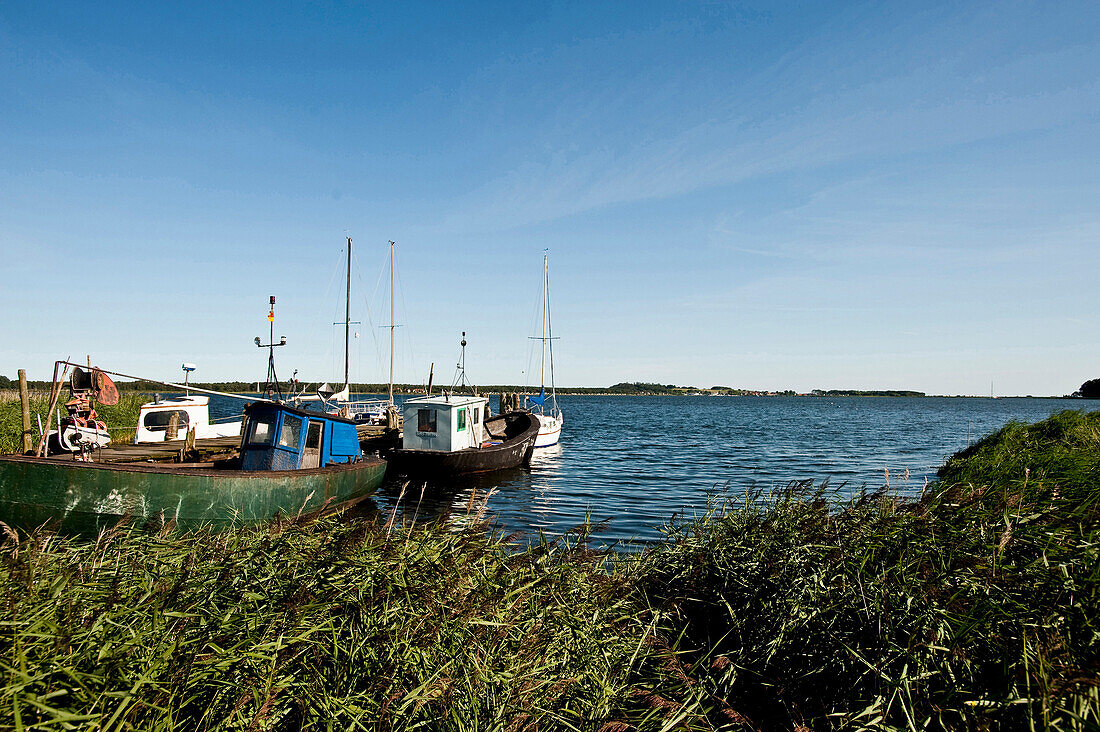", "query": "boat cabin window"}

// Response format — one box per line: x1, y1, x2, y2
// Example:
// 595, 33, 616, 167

305, 421, 323, 449
248, 416, 276, 446
473, 407, 480, 424
143, 409, 191, 432
417, 408, 436, 433
278, 414, 303, 449
457, 408, 467, 432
